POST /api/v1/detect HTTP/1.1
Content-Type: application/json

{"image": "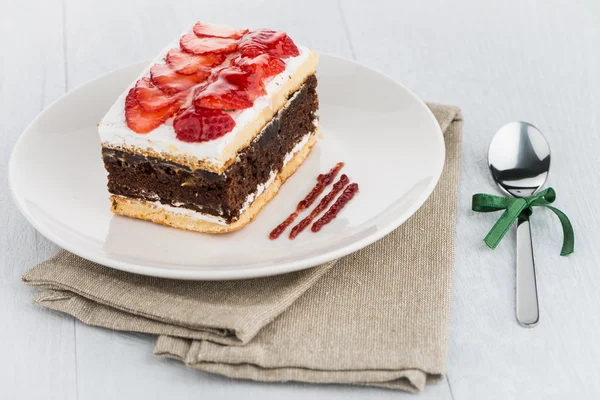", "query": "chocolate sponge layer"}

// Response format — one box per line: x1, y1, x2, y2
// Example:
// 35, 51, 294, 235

102, 74, 318, 224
